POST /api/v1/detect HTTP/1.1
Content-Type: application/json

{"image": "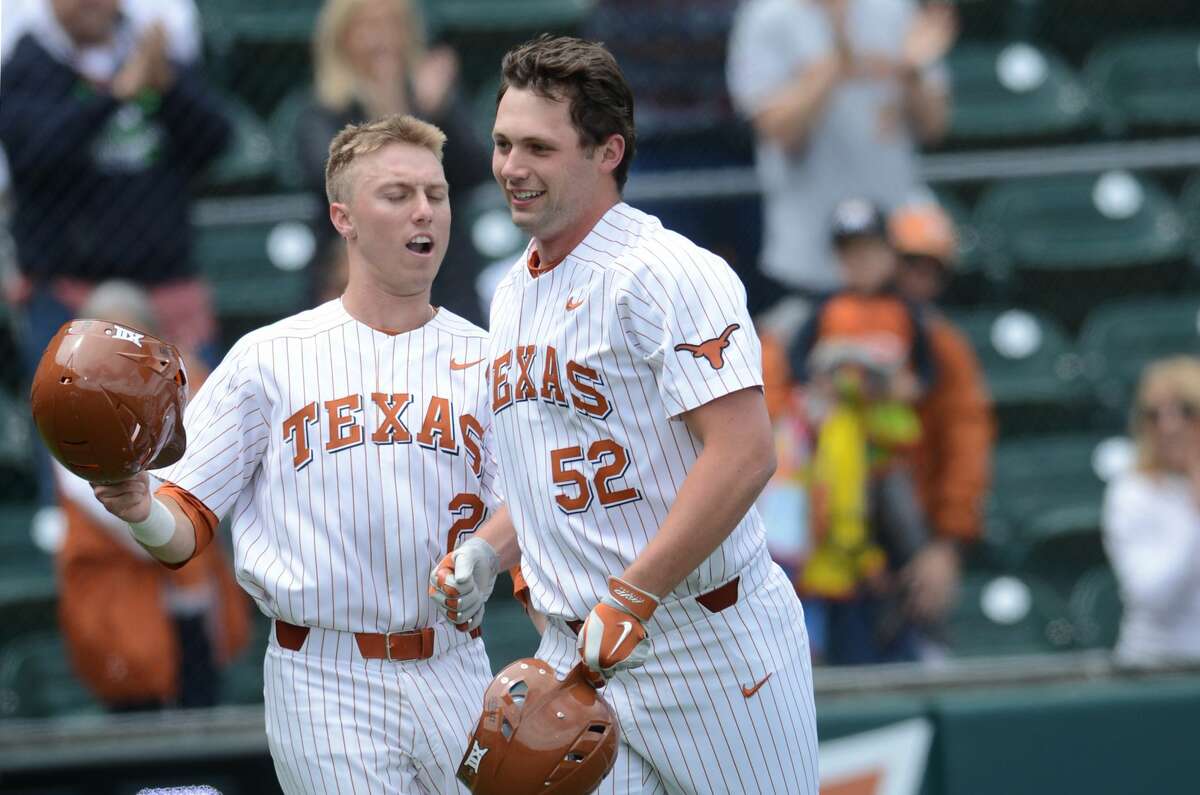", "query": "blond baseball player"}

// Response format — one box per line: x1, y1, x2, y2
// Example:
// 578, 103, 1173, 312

431, 36, 819, 794
92, 115, 500, 794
